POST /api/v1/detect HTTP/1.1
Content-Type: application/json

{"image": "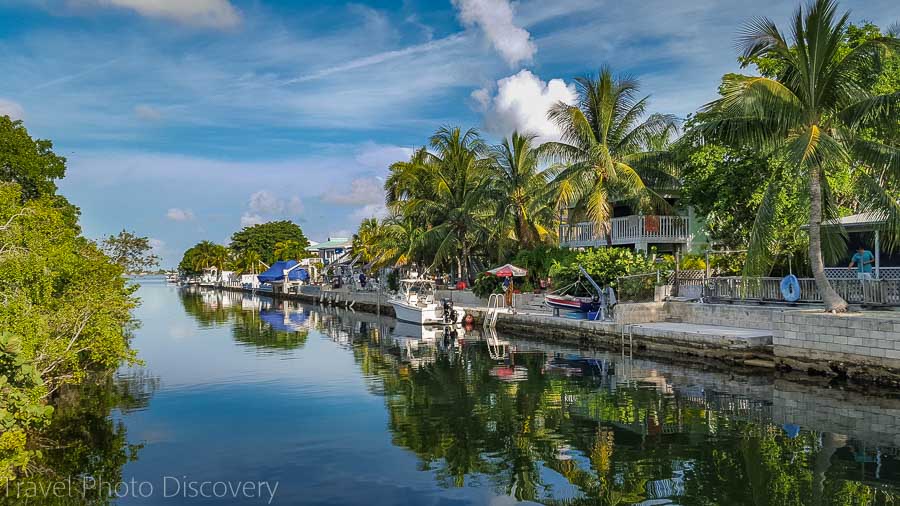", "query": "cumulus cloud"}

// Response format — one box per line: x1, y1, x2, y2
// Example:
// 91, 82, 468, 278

351, 203, 389, 221
240, 190, 303, 228
354, 143, 415, 169
321, 177, 384, 206
452, 0, 536, 67
74, 0, 240, 28
166, 207, 194, 221
134, 104, 162, 121
0, 98, 25, 120
477, 70, 577, 143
